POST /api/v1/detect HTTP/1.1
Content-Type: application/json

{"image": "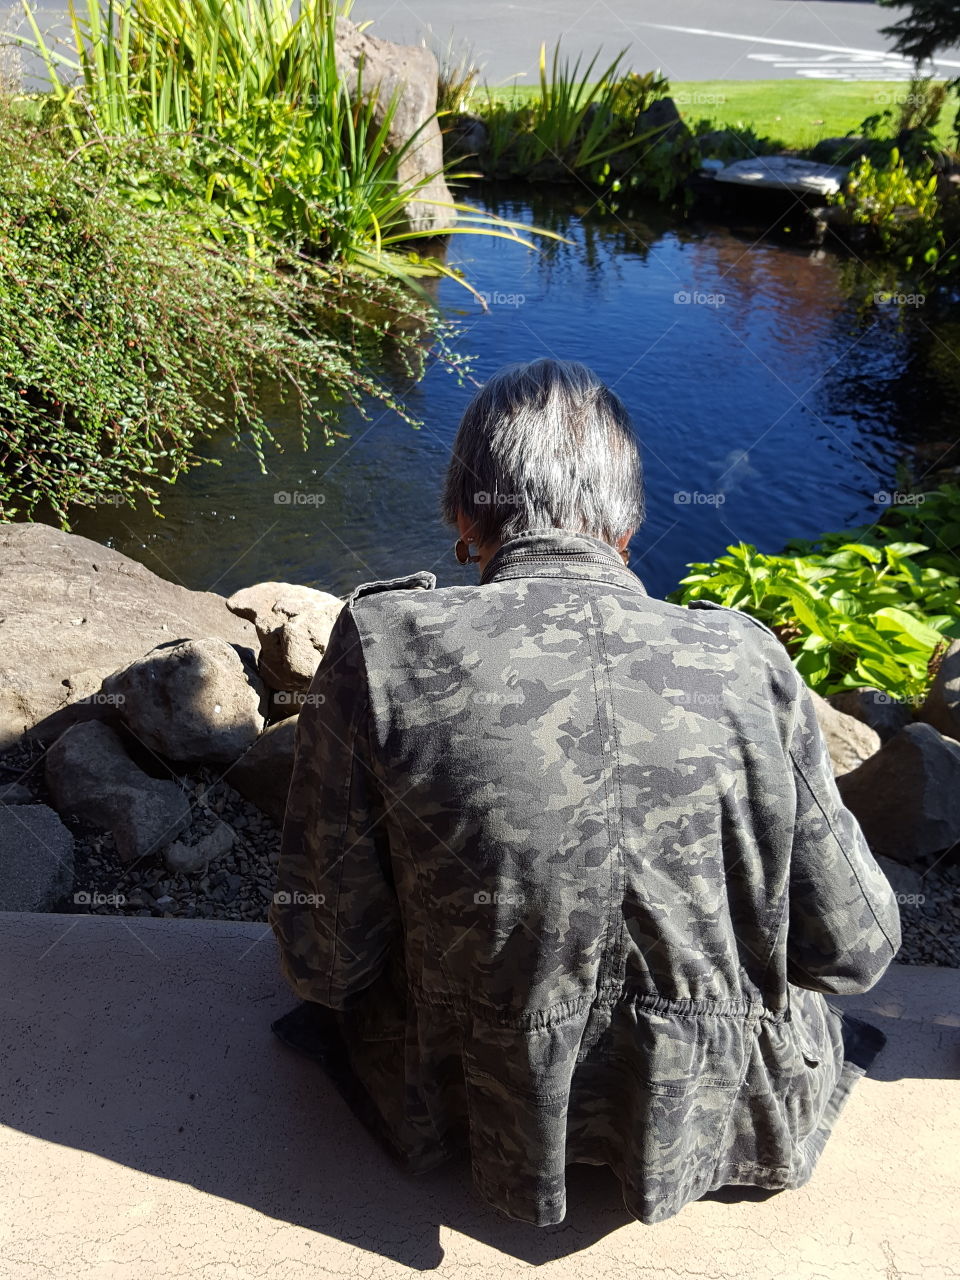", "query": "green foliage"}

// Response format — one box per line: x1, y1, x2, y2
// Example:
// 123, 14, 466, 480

472, 47, 693, 198
832, 147, 945, 271
0, 103, 468, 524
16, 0, 547, 282
879, 0, 960, 66
670, 486, 960, 703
